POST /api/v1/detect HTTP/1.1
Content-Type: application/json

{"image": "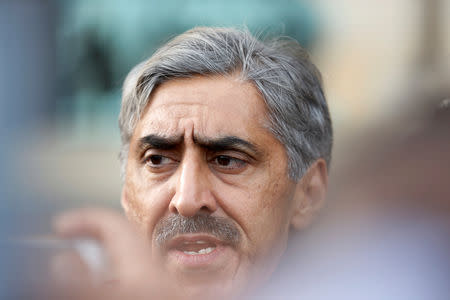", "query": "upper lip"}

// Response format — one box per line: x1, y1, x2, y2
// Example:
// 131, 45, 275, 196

164, 234, 225, 252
